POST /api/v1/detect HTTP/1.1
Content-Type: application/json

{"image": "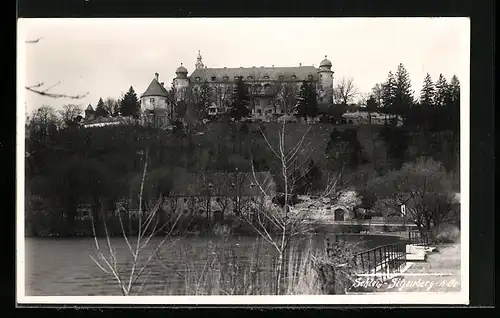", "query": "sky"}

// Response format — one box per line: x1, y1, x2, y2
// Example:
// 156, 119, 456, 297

18, 18, 470, 115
